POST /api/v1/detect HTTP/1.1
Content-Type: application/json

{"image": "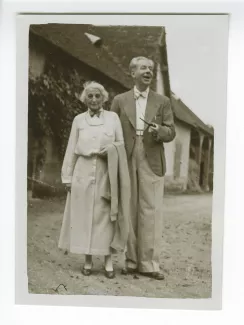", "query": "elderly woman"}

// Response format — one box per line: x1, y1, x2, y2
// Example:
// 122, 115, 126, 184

58, 81, 125, 279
